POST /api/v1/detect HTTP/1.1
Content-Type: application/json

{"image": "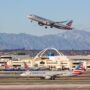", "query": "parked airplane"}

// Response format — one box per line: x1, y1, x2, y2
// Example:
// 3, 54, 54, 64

4, 62, 10, 70
24, 62, 29, 71
24, 62, 48, 71
4, 62, 29, 71
20, 63, 85, 80
27, 14, 73, 30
